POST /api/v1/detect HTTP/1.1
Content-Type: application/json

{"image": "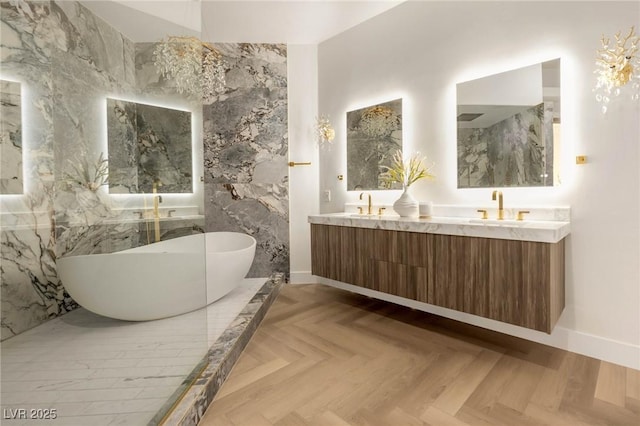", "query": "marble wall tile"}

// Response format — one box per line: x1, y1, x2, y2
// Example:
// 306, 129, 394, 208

202, 44, 289, 278
1, 220, 75, 341
55, 1, 136, 86
0, 80, 23, 194
203, 43, 288, 185
0, 1, 140, 339
205, 183, 288, 278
